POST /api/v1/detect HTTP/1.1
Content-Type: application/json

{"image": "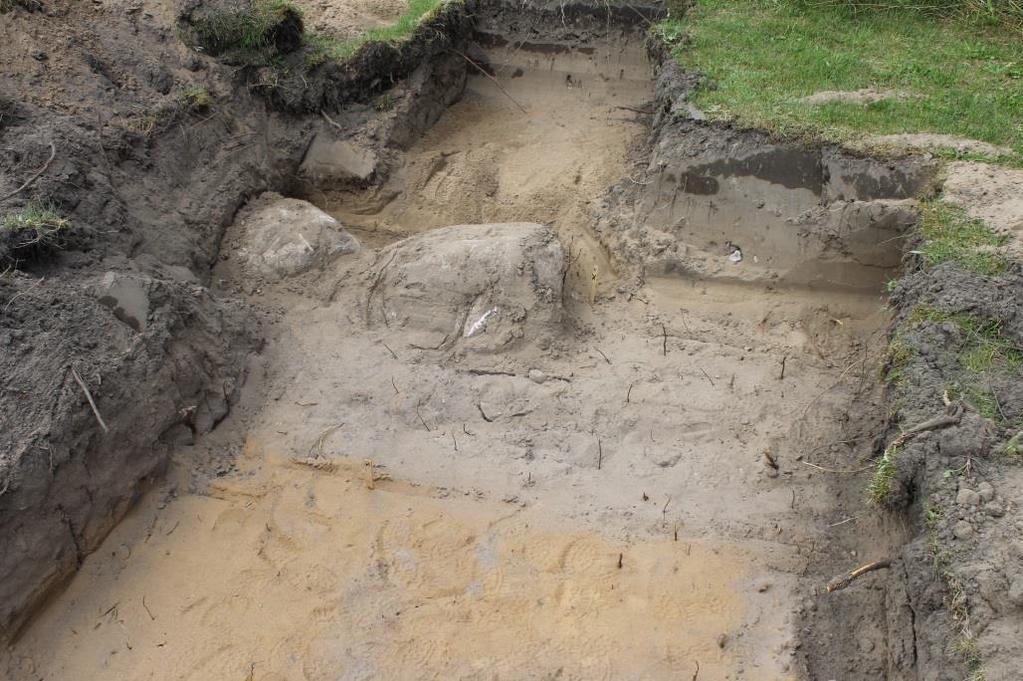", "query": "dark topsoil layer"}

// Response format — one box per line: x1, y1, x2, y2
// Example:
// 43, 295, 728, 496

0, 0, 471, 641
3, 1, 1020, 678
